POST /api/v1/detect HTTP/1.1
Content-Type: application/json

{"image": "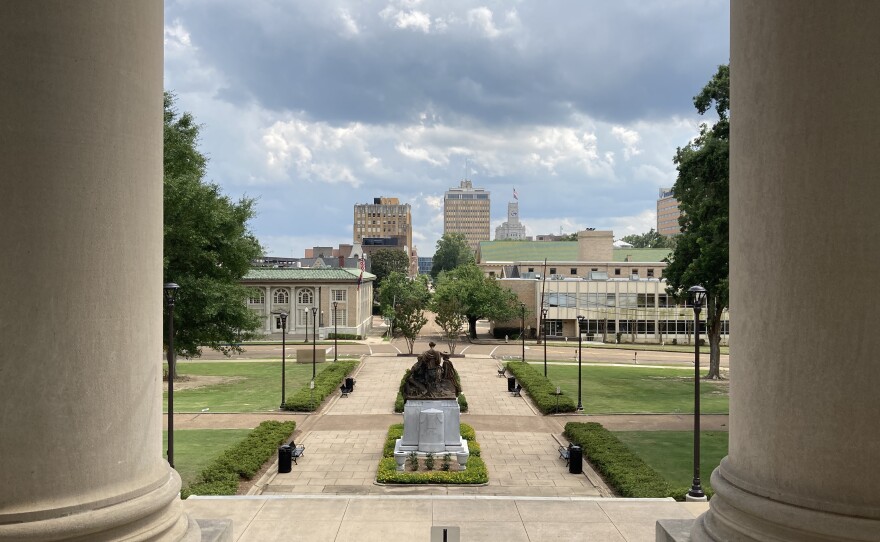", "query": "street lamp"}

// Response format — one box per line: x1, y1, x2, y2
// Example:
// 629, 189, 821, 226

311, 306, 318, 380
163, 282, 180, 468
541, 307, 548, 377
577, 315, 586, 412
687, 284, 708, 501
275, 311, 288, 409
332, 301, 339, 362
520, 302, 526, 362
